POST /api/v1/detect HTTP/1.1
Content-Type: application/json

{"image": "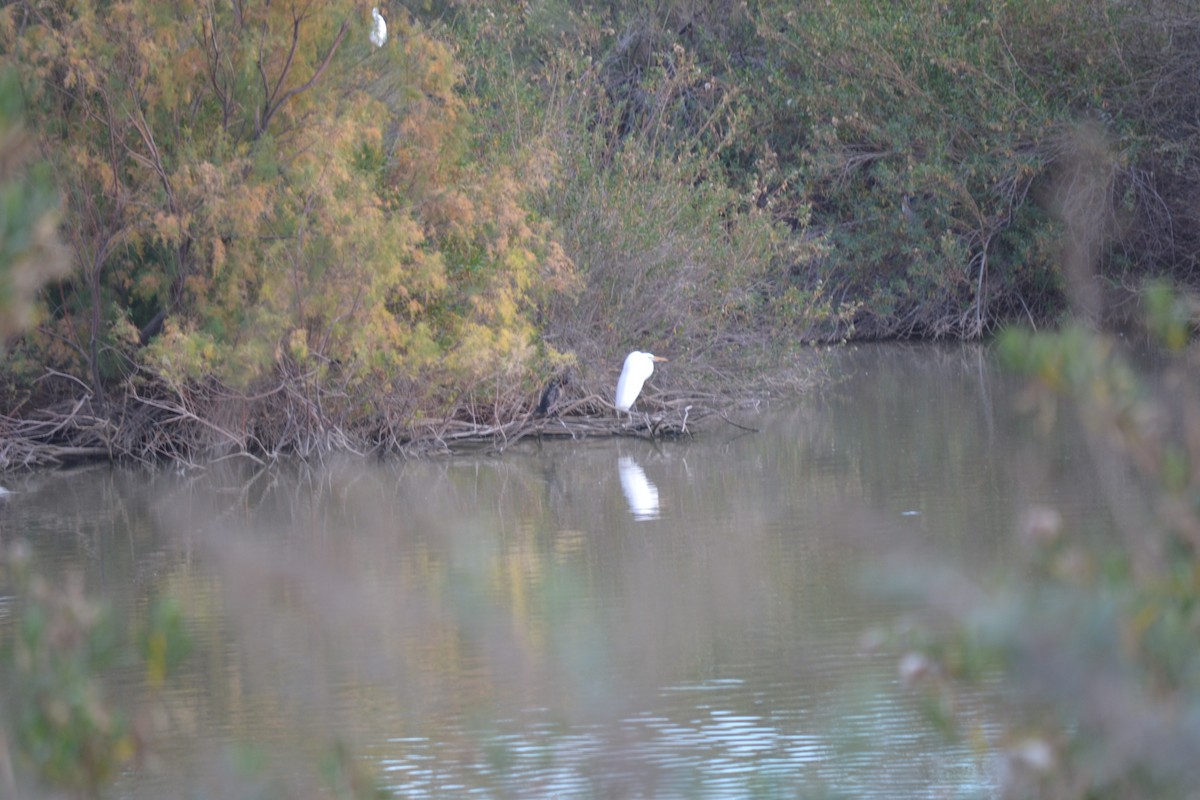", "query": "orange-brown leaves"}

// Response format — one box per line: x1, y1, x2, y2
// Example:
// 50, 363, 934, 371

6, 0, 577, 408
